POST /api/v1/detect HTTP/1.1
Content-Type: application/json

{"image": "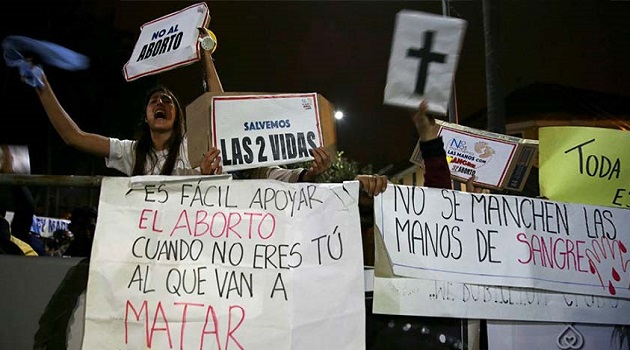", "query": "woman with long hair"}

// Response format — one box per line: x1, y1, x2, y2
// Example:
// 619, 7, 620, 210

32, 73, 221, 176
